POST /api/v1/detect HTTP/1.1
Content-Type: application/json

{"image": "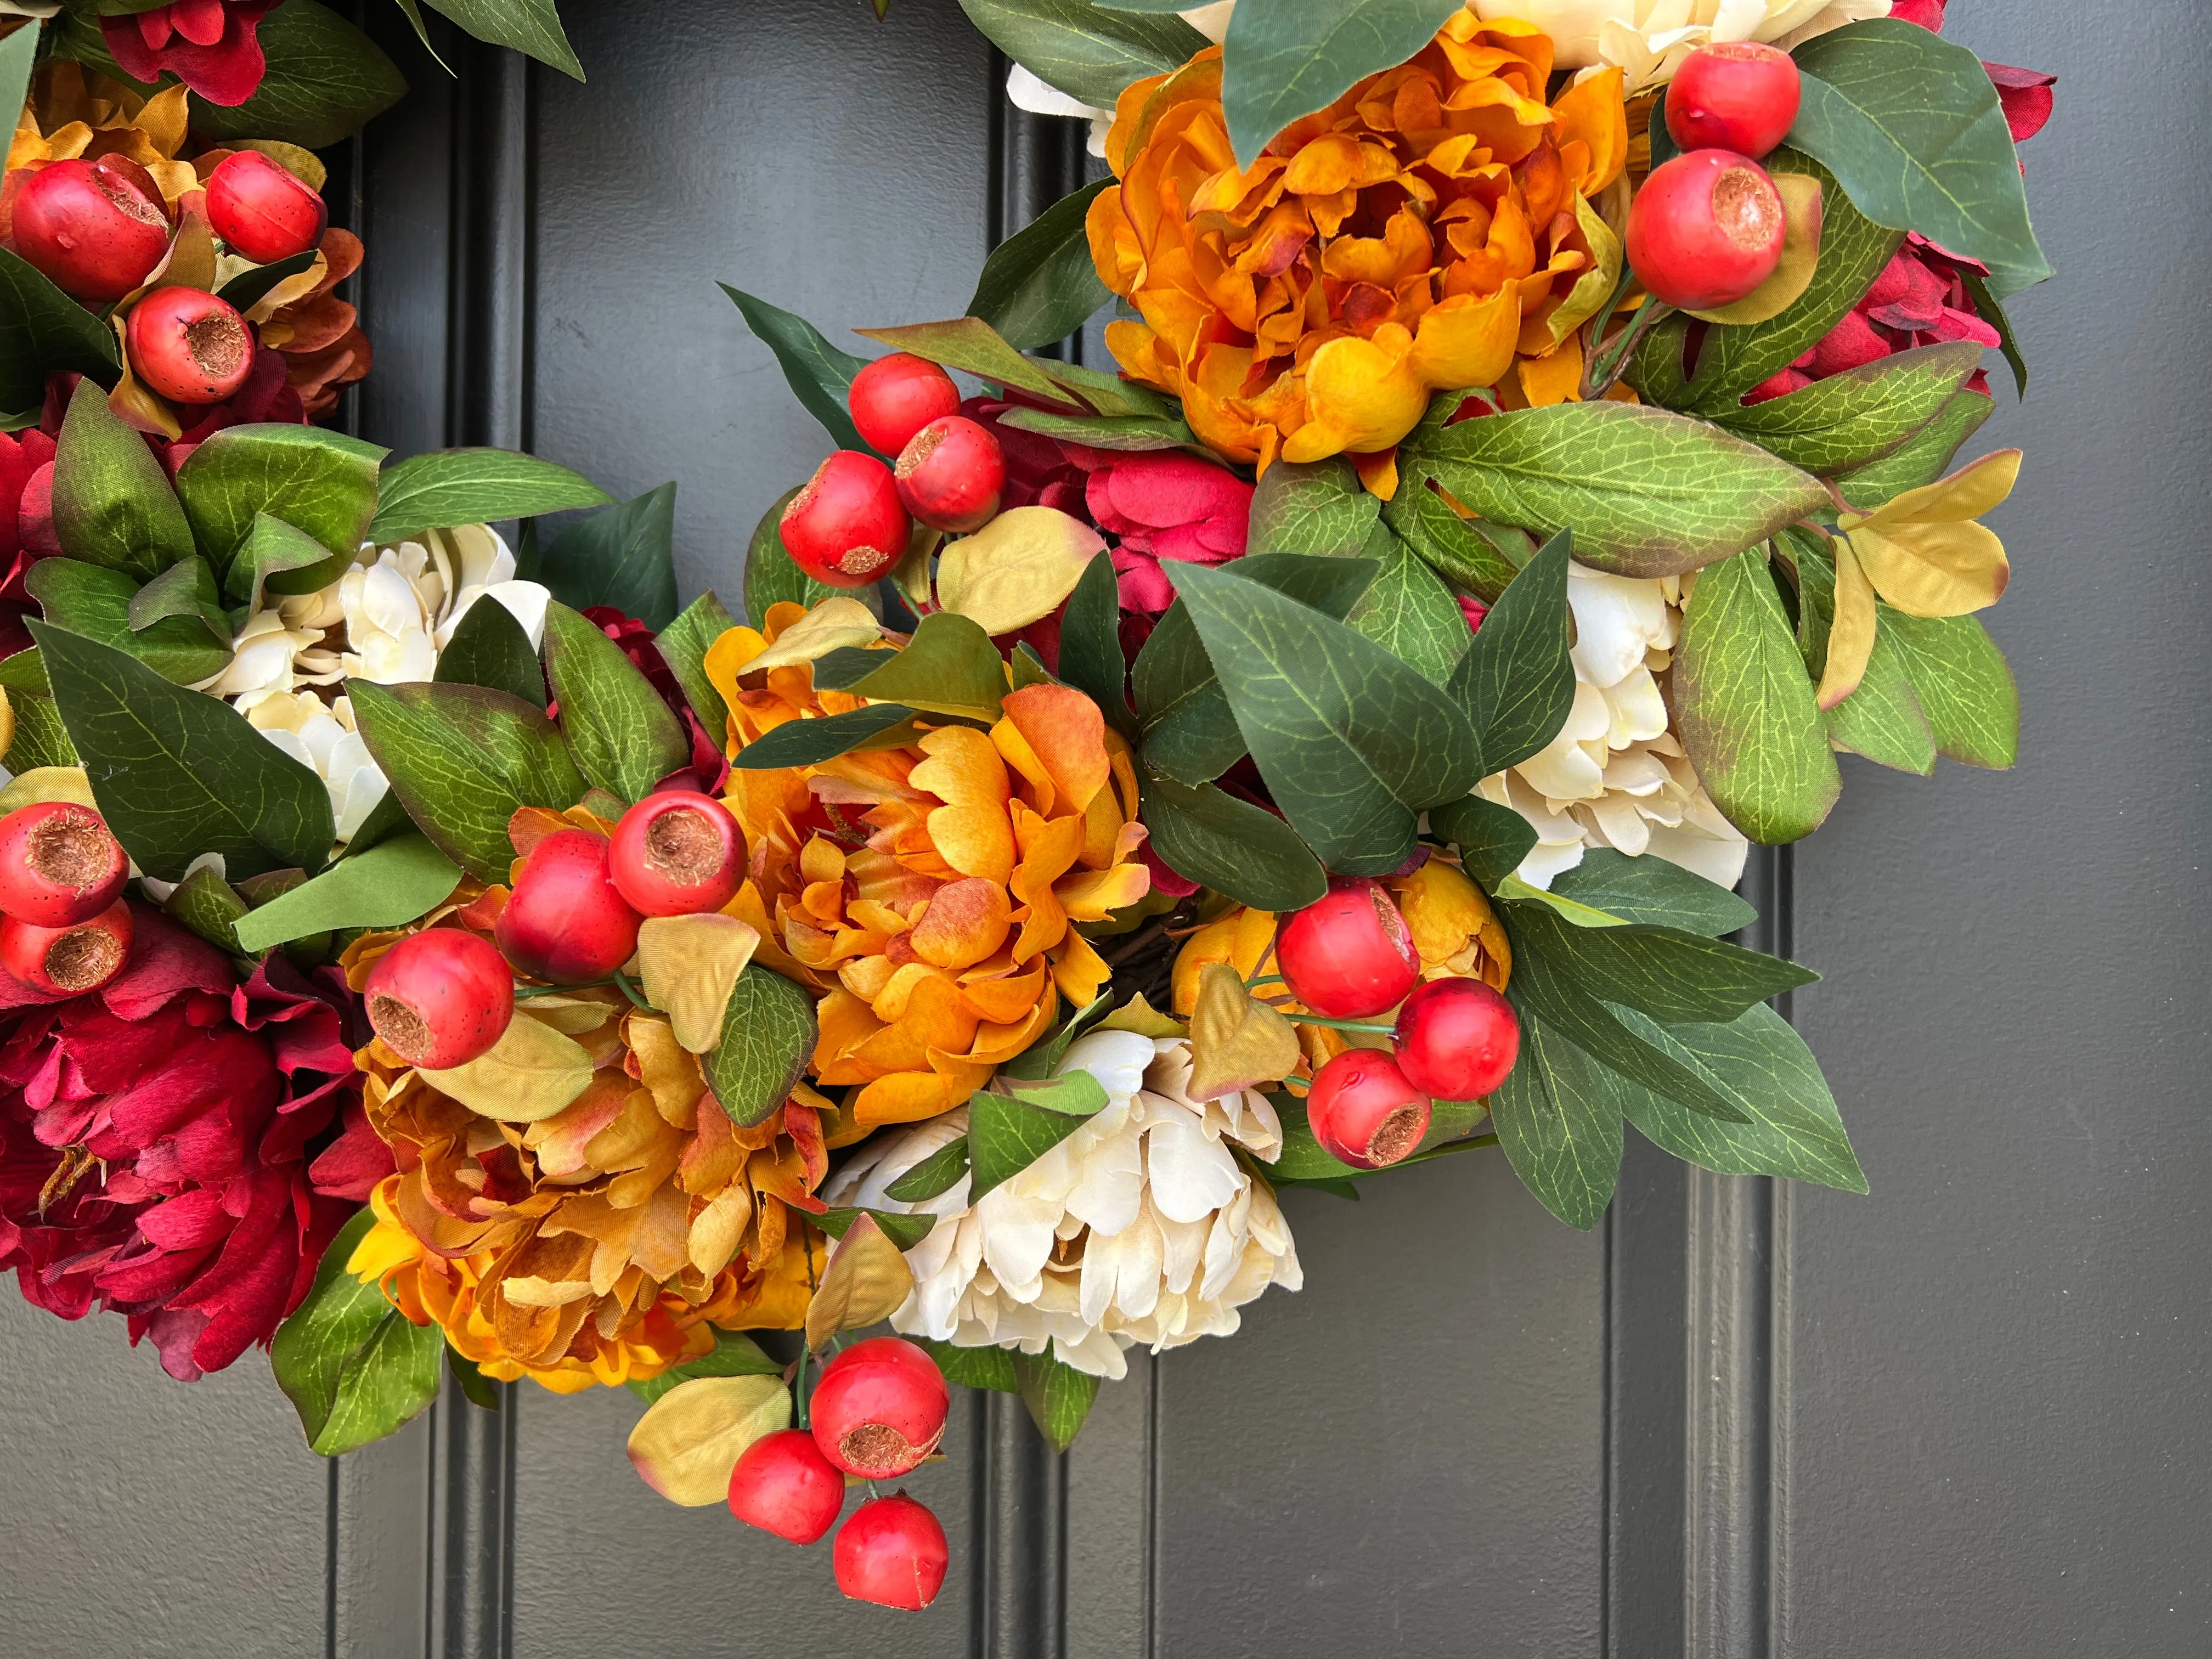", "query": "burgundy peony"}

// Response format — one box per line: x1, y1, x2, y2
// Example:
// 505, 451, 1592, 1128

0, 907, 390, 1380
102, 0, 280, 108
0, 428, 57, 658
